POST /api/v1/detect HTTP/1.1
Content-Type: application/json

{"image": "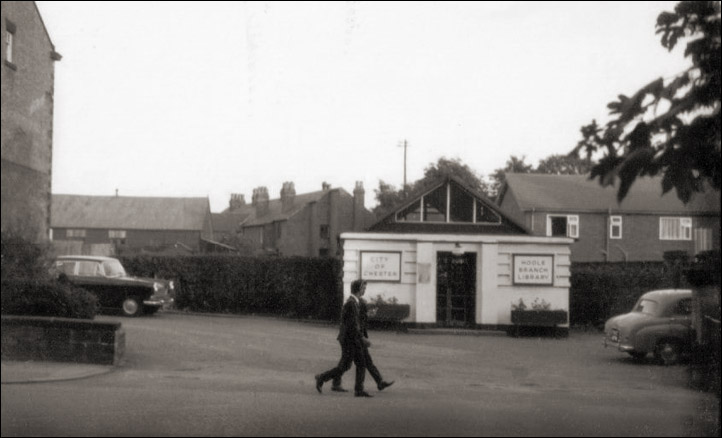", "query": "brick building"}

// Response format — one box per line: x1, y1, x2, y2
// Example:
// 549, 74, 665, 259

1, 1, 61, 242
497, 174, 721, 262
219, 182, 375, 257
51, 194, 215, 255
